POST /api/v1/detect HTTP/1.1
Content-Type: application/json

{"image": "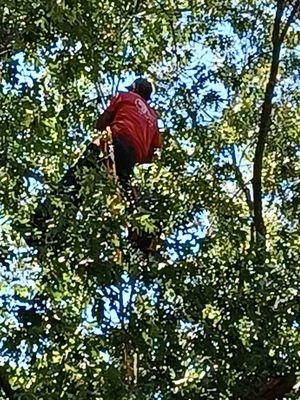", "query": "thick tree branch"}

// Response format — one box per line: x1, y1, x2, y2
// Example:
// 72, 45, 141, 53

250, 4, 299, 399
252, 0, 299, 245
244, 374, 296, 400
